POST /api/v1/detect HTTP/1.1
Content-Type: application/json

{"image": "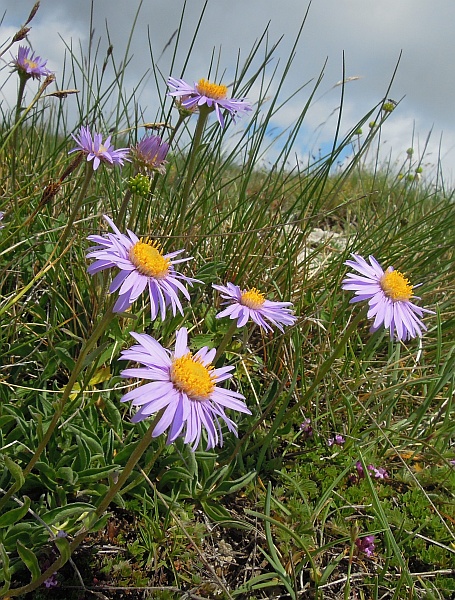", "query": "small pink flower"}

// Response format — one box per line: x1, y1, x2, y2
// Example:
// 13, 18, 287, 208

328, 434, 345, 447
300, 418, 313, 438
355, 535, 375, 557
